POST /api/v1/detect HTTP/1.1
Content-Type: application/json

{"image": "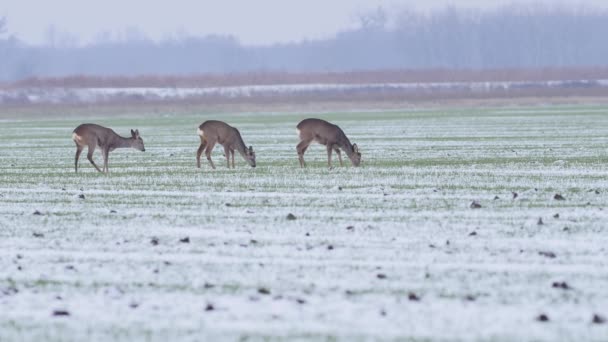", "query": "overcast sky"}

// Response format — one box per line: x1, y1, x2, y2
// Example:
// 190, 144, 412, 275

3, 0, 607, 46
